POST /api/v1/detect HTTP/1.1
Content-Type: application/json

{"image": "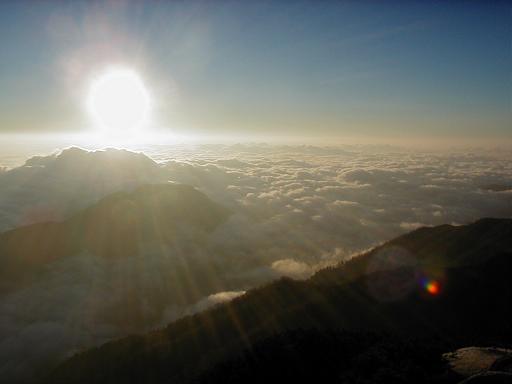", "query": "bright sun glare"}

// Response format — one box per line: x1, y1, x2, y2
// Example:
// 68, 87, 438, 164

88, 68, 150, 134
